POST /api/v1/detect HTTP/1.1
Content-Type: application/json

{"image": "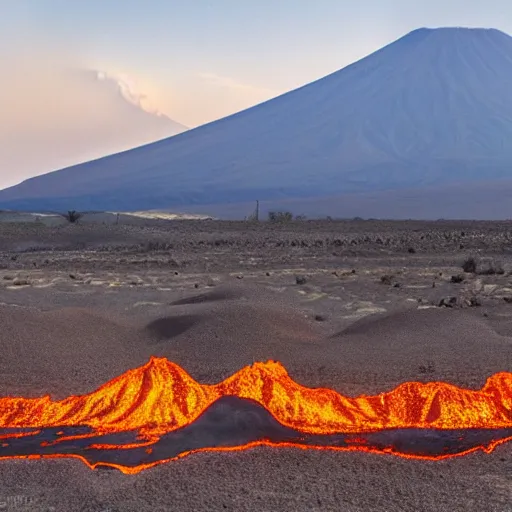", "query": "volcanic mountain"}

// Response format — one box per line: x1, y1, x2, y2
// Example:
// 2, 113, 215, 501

2, 27, 512, 215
